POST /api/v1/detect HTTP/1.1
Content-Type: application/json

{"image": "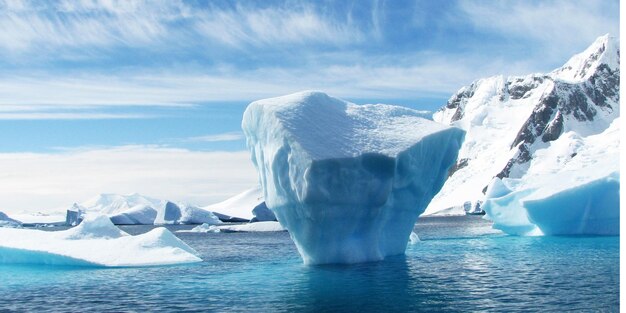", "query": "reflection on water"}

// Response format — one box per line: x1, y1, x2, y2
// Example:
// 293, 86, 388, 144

0, 216, 619, 312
